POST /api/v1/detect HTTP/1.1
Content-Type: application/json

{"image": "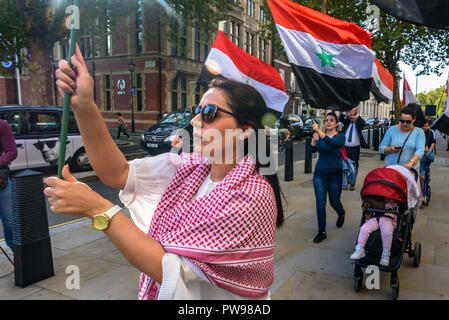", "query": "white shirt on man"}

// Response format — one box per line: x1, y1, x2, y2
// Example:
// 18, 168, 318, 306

345, 120, 361, 147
